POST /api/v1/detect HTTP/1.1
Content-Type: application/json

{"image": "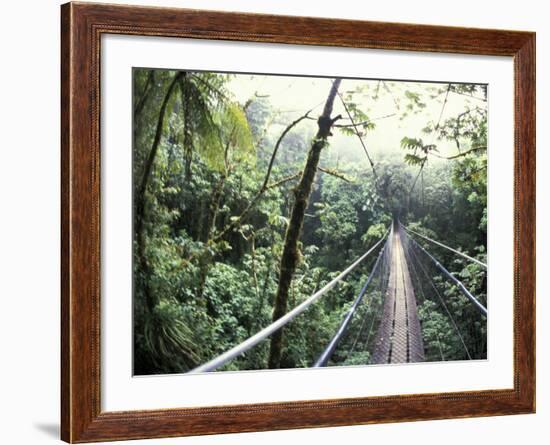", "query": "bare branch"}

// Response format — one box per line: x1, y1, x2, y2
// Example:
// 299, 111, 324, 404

259, 110, 312, 191
213, 109, 313, 241
332, 113, 396, 128
382, 81, 400, 111
318, 167, 353, 183
434, 84, 451, 132
430, 145, 486, 160
336, 90, 378, 180
267, 171, 302, 189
